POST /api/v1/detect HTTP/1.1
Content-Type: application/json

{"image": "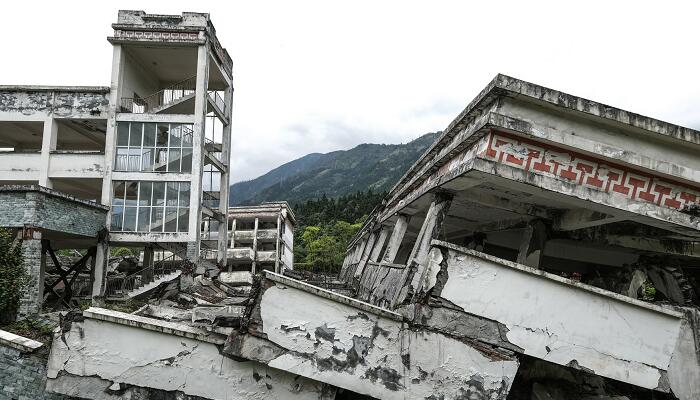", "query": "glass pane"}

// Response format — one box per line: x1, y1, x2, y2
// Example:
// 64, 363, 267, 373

178, 208, 189, 232
128, 148, 141, 171
125, 182, 138, 206
111, 206, 124, 231
143, 123, 157, 147
181, 148, 192, 173
210, 171, 221, 191
182, 125, 193, 147
138, 182, 152, 206
153, 182, 165, 206
112, 181, 125, 206
123, 207, 137, 232
150, 207, 164, 232
156, 123, 169, 147
116, 123, 129, 146
137, 207, 150, 232
166, 182, 179, 206
168, 149, 181, 172
141, 147, 155, 171
203, 172, 212, 192
164, 207, 178, 232
115, 148, 129, 171
169, 124, 182, 147
154, 148, 168, 172
129, 123, 143, 147
179, 183, 190, 207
